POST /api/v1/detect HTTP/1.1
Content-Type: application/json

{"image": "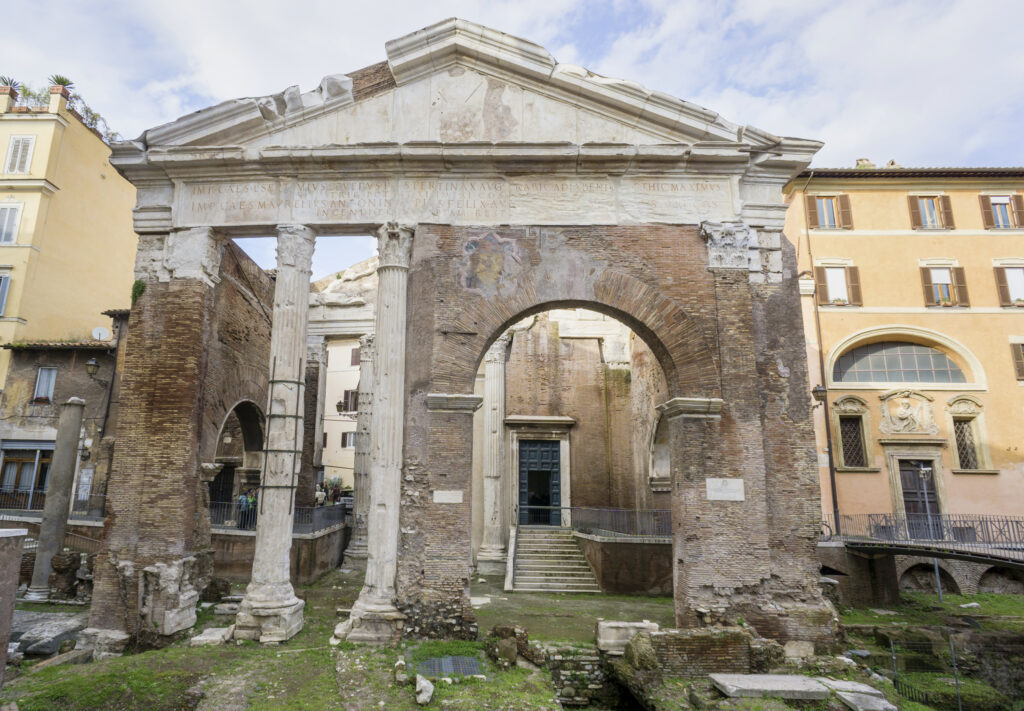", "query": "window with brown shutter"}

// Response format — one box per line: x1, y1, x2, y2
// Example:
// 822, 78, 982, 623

846, 266, 862, 305
805, 195, 820, 228
980, 195, 996, 229
837, 194, 854, 229
814, 266, 829, 305
995, 267, 1012, 306
952, 267, 969, 306
908, 196, 923, 229
1013, 195, 1024, 227
1012, 344, 1024, 380
920, 267, 936, 305
939, 195, 955, 229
